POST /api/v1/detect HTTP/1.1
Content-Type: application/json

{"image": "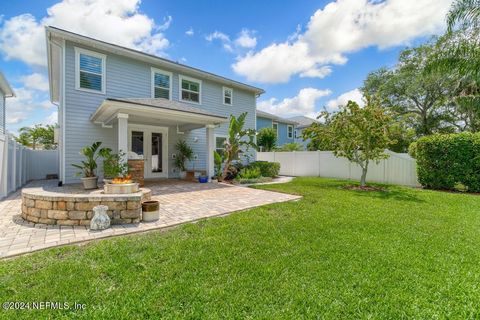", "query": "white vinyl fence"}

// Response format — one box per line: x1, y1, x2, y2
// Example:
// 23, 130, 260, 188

0, 133, 59, 198
258, 150, 419, 187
